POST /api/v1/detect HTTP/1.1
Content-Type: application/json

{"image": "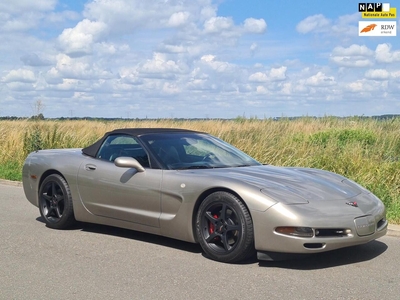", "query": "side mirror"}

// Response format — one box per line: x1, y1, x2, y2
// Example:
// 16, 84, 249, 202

114, 157, 145, 172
